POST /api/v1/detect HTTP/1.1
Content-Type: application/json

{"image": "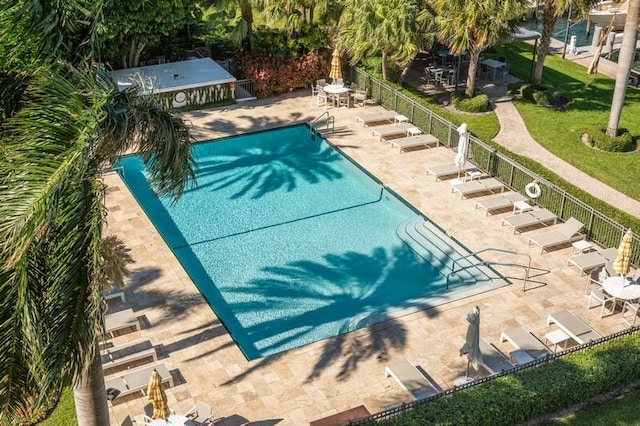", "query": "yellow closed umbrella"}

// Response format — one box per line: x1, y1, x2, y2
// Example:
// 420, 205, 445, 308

147, 369, 169, 420
613, 228, 633, 276
329, 49, 342, 82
